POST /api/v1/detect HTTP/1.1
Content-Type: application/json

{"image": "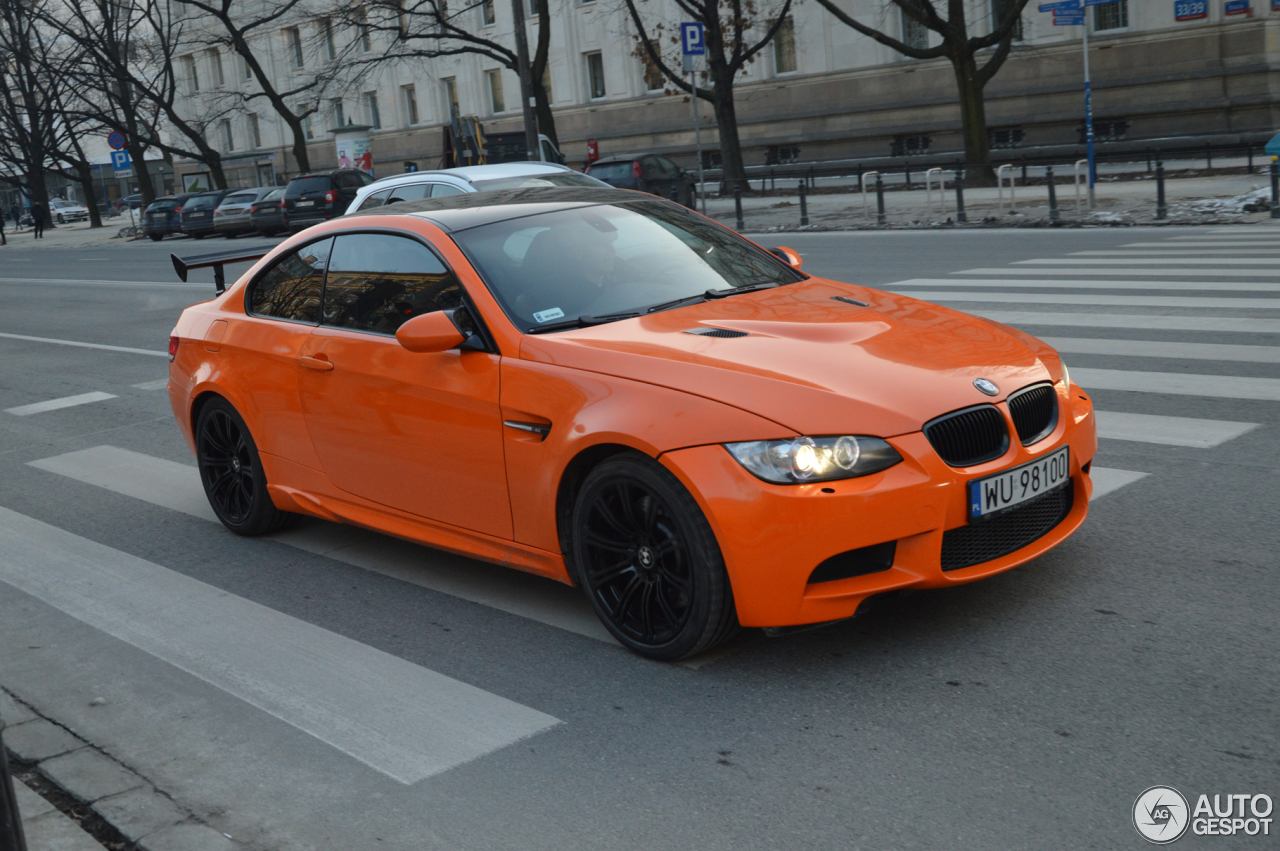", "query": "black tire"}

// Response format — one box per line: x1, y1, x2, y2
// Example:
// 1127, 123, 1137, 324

56, 214, 64, 224
149, 234, 163, 241
193, 233, 206, 240
195, 398, 294, 536
571, 452, 738, 660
